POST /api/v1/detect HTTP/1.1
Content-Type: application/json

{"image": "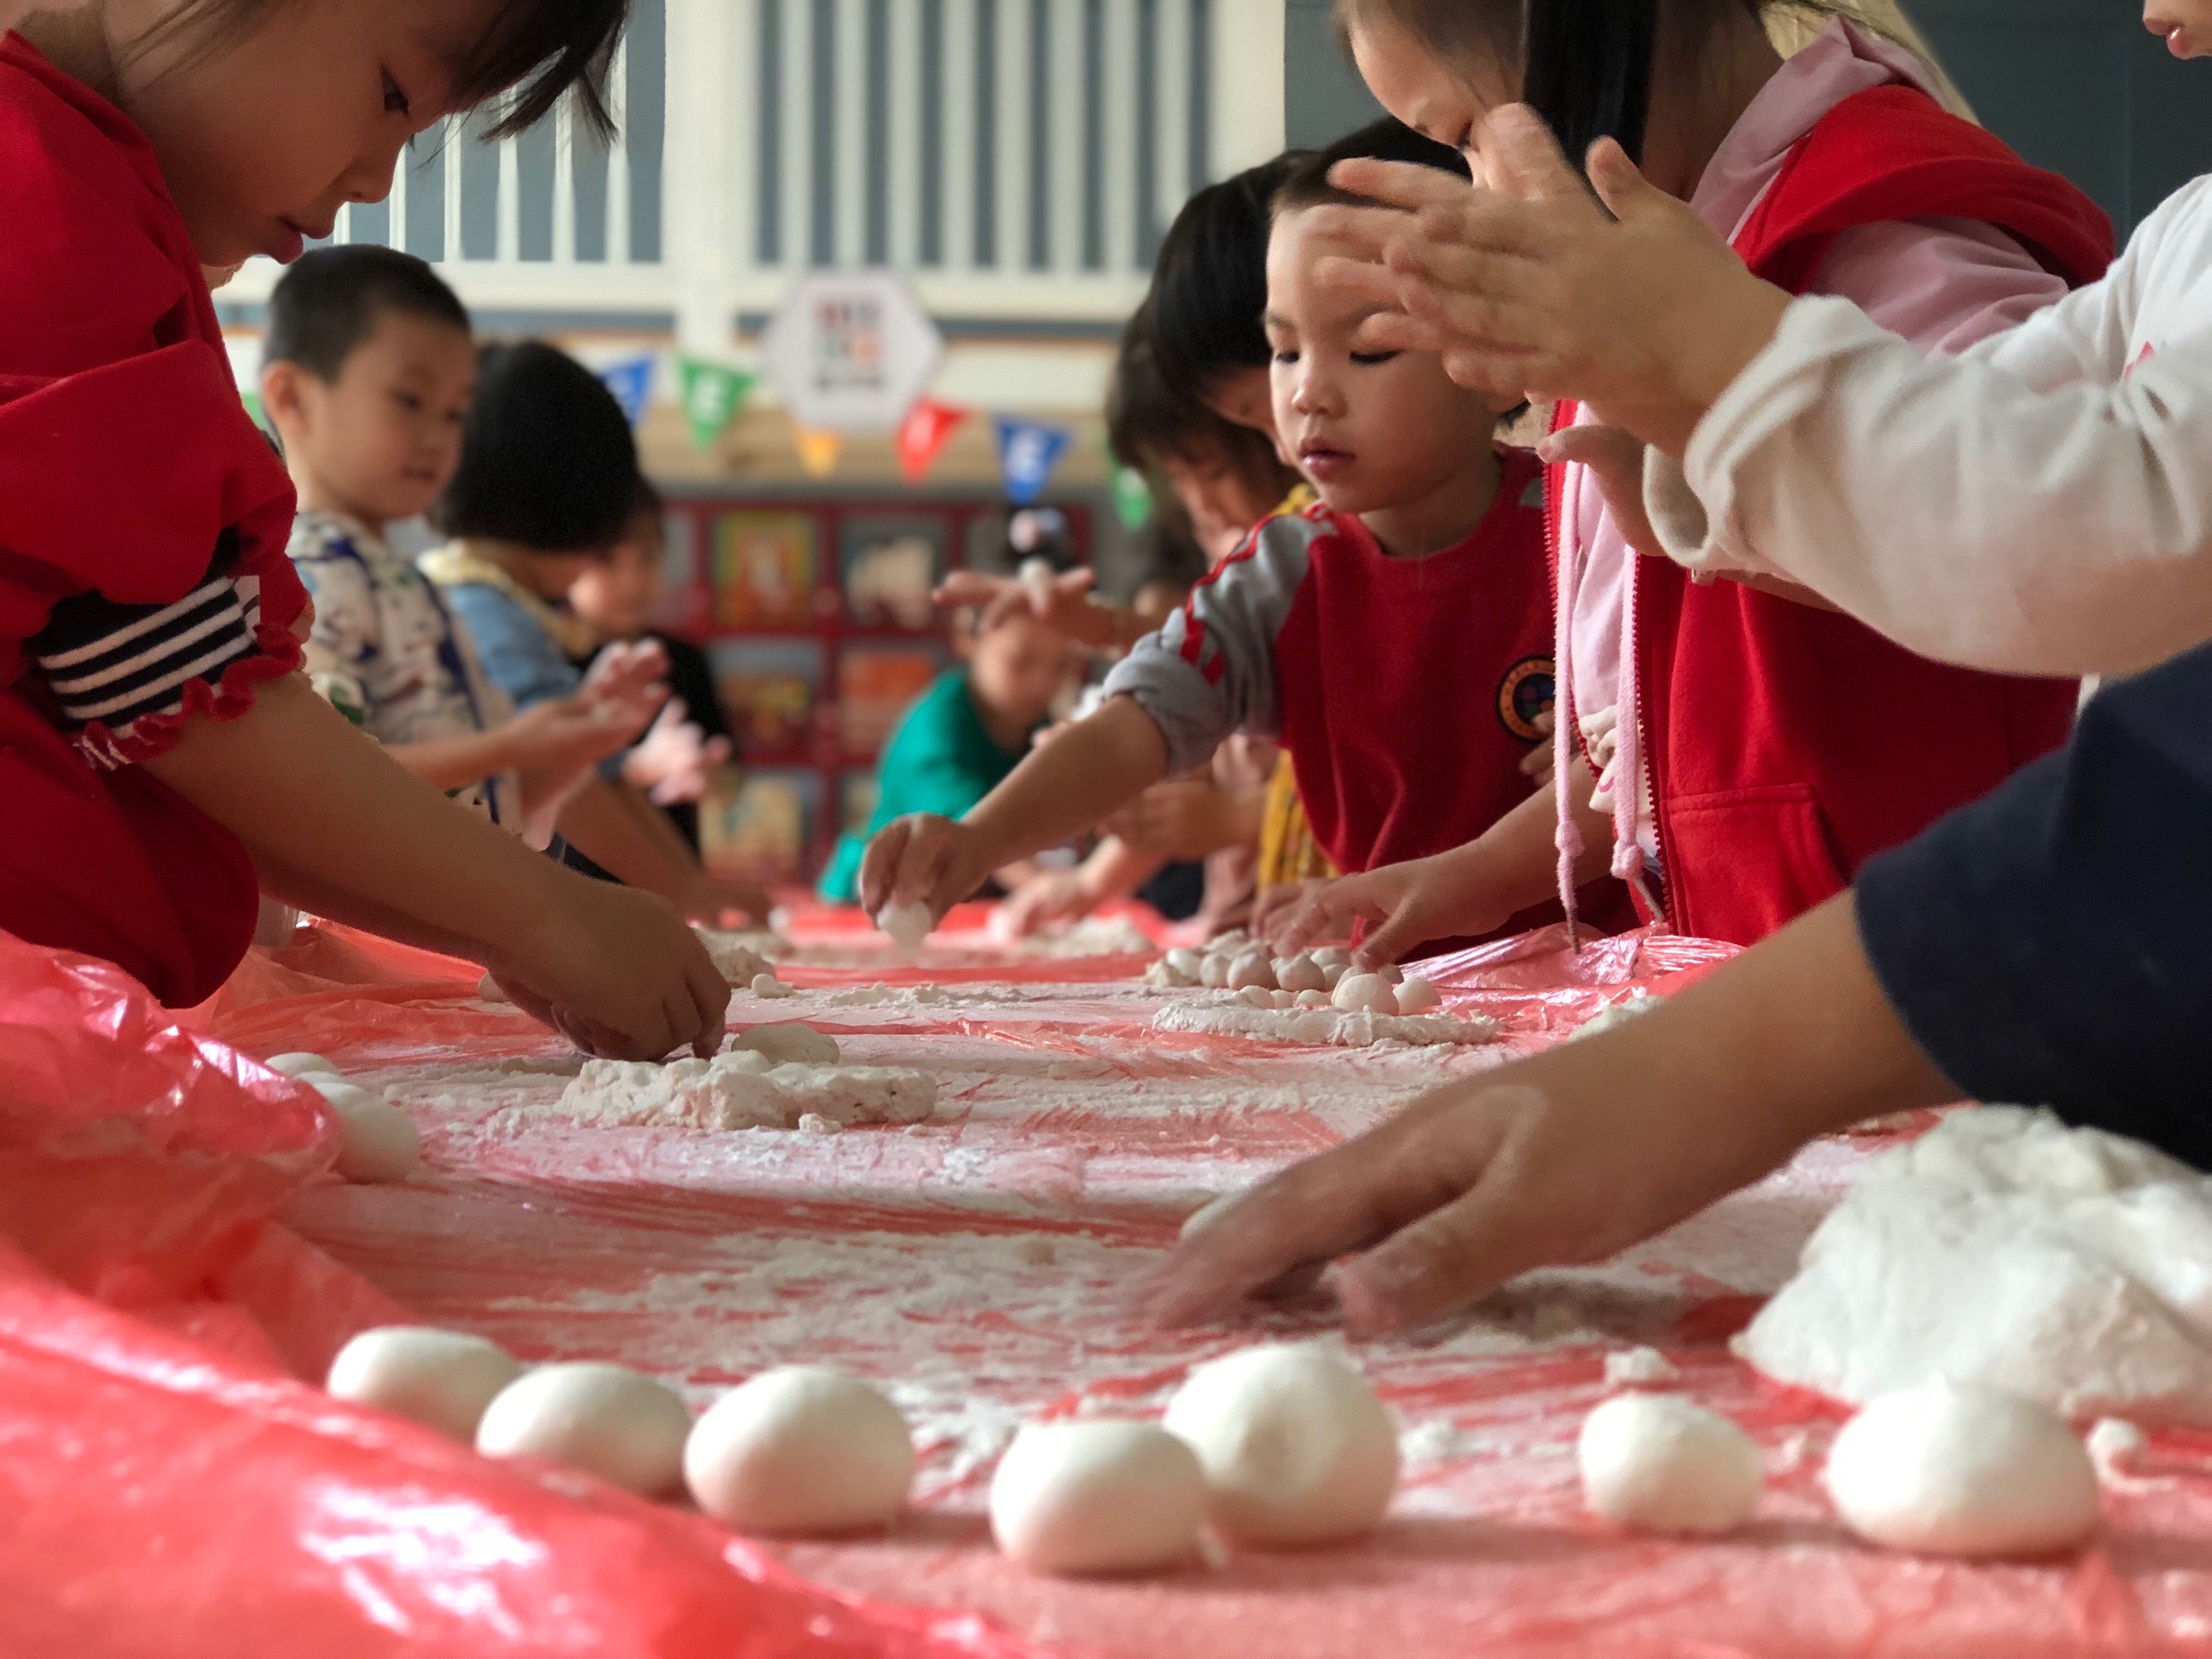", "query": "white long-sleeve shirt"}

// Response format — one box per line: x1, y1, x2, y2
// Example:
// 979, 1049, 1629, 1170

1648, 174, 2212, 678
